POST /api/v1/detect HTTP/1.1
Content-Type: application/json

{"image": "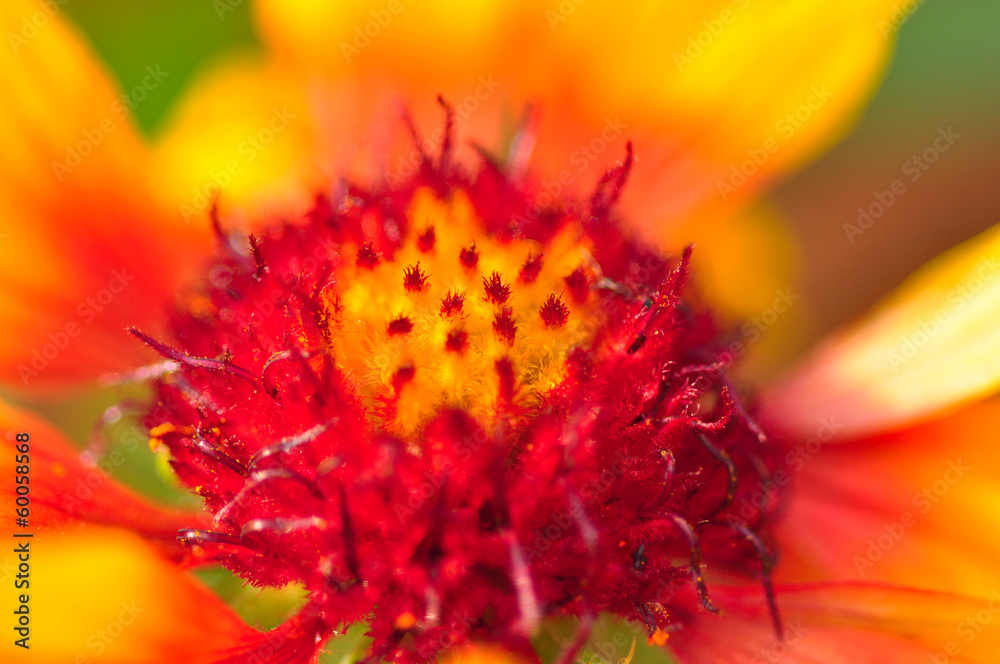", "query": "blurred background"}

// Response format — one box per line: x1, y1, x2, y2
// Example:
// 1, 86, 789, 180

61, 0, 1000, 345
